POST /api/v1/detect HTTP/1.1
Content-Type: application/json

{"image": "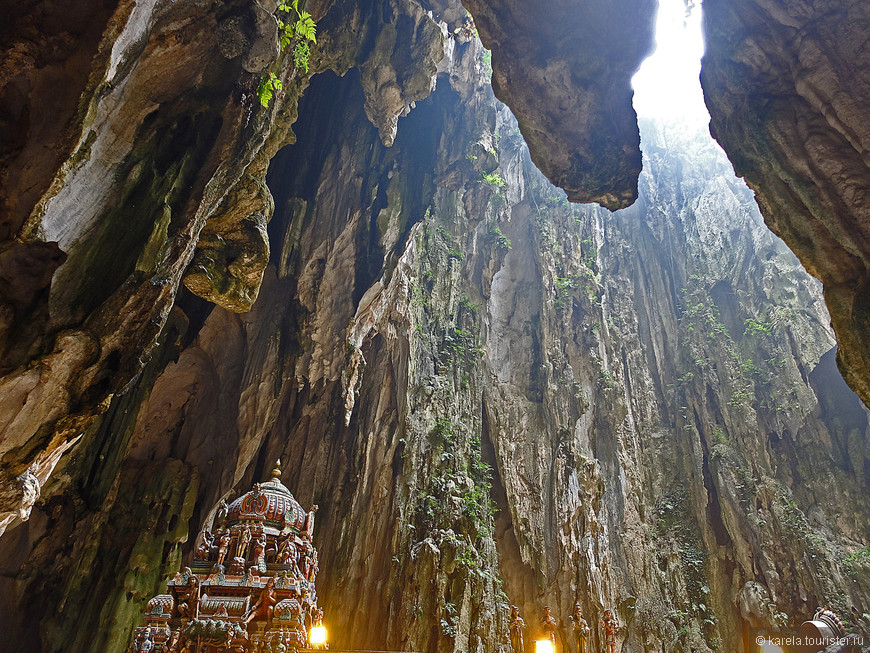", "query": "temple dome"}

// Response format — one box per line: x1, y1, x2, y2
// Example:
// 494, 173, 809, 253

222, 462, 307, 535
